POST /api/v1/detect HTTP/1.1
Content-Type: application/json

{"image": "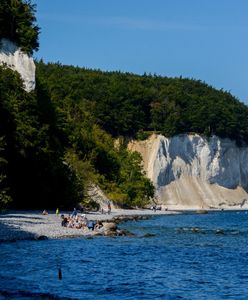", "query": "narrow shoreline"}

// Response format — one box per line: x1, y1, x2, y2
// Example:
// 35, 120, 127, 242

0, 209, 178, 242
1, 208, 247, 242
